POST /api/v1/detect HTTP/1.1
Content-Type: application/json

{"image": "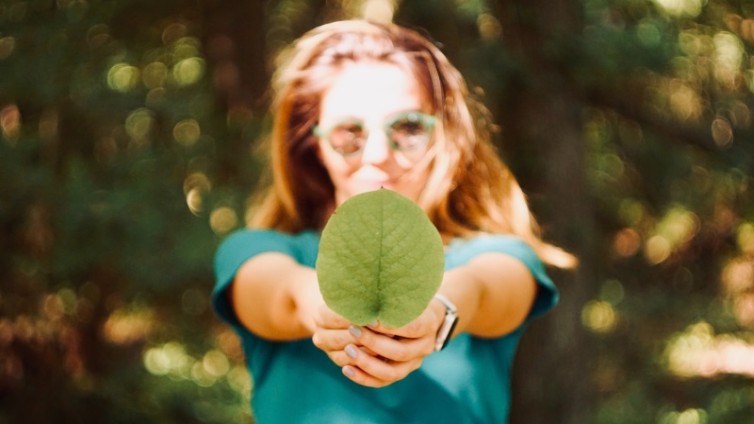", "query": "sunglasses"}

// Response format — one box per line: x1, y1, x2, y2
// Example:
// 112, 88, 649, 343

313, 111, 436, 160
